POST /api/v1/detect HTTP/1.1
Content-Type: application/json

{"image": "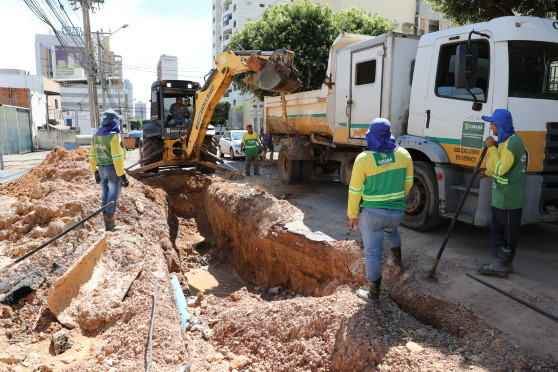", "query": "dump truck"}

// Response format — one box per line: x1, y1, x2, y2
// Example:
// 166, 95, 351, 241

265, 16, 558, 231
134, 49, 300, 176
